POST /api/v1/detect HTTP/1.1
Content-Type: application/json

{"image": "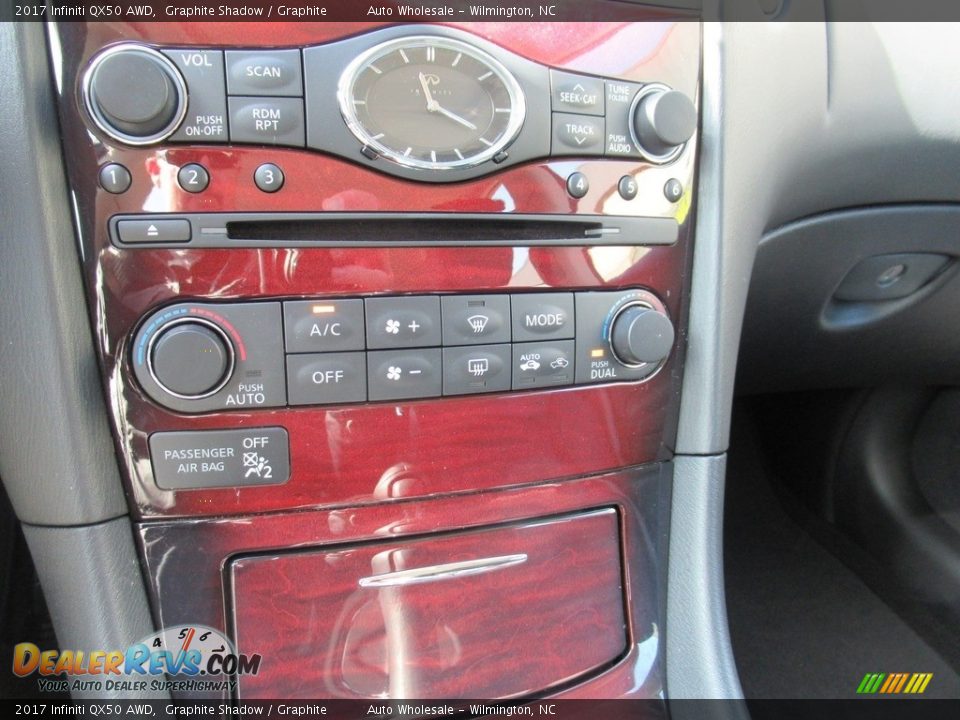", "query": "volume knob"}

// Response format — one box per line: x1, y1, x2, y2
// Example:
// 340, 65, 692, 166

148, 320, 234, 399
83, 44, 187, 145
631, 85, 696, 162
610, 304, 675, 367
